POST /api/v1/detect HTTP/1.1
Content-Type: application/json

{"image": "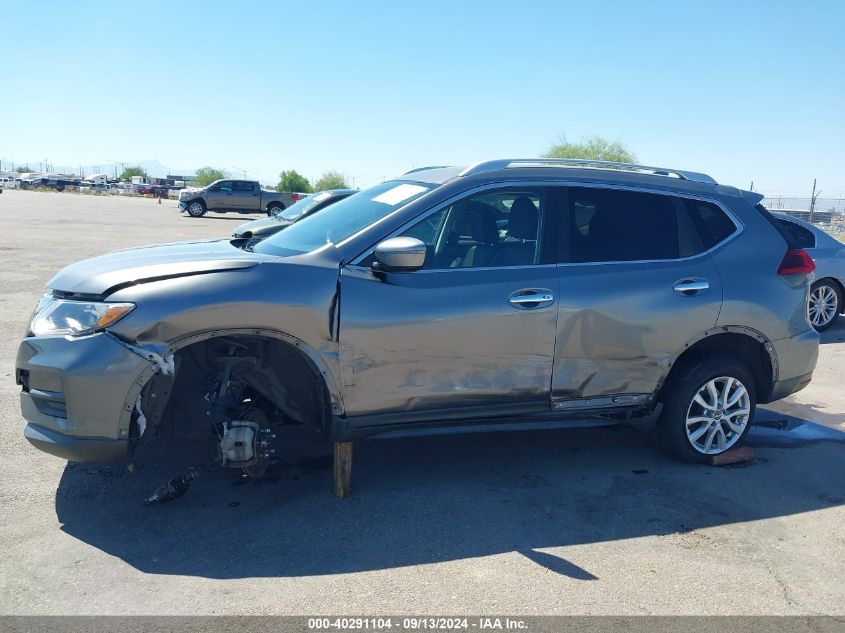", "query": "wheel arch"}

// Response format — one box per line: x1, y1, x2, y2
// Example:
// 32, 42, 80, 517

659, 327, 778, 404
118, 328, 344, 442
